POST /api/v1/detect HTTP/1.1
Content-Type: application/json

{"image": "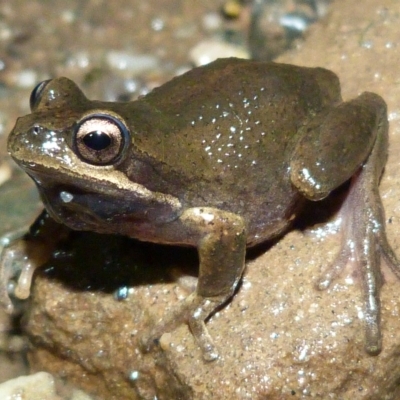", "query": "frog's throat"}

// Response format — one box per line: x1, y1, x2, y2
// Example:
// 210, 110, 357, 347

23, 161, 182, 214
